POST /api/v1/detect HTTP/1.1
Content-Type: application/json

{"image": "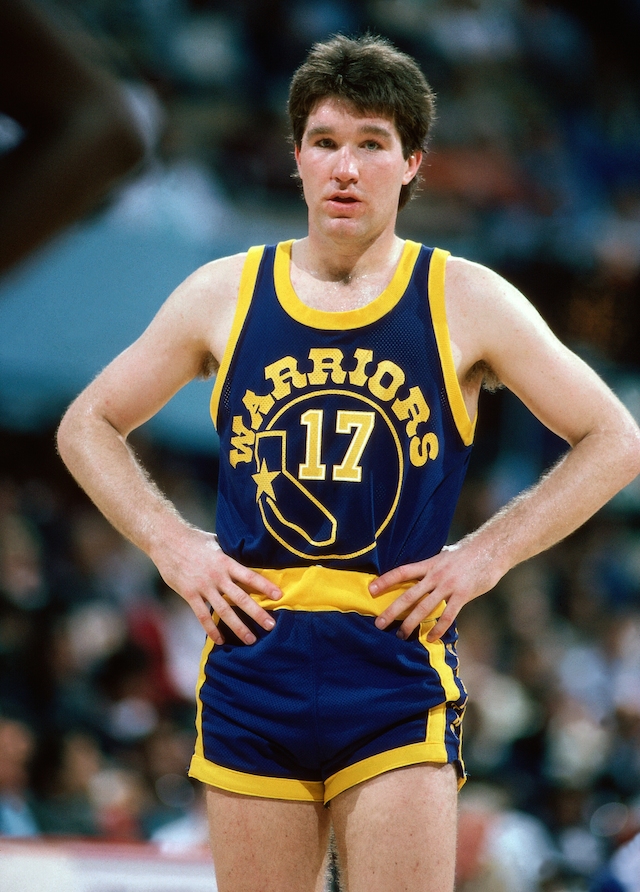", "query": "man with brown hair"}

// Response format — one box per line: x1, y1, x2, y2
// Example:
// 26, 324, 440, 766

57, 34, 640, 892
